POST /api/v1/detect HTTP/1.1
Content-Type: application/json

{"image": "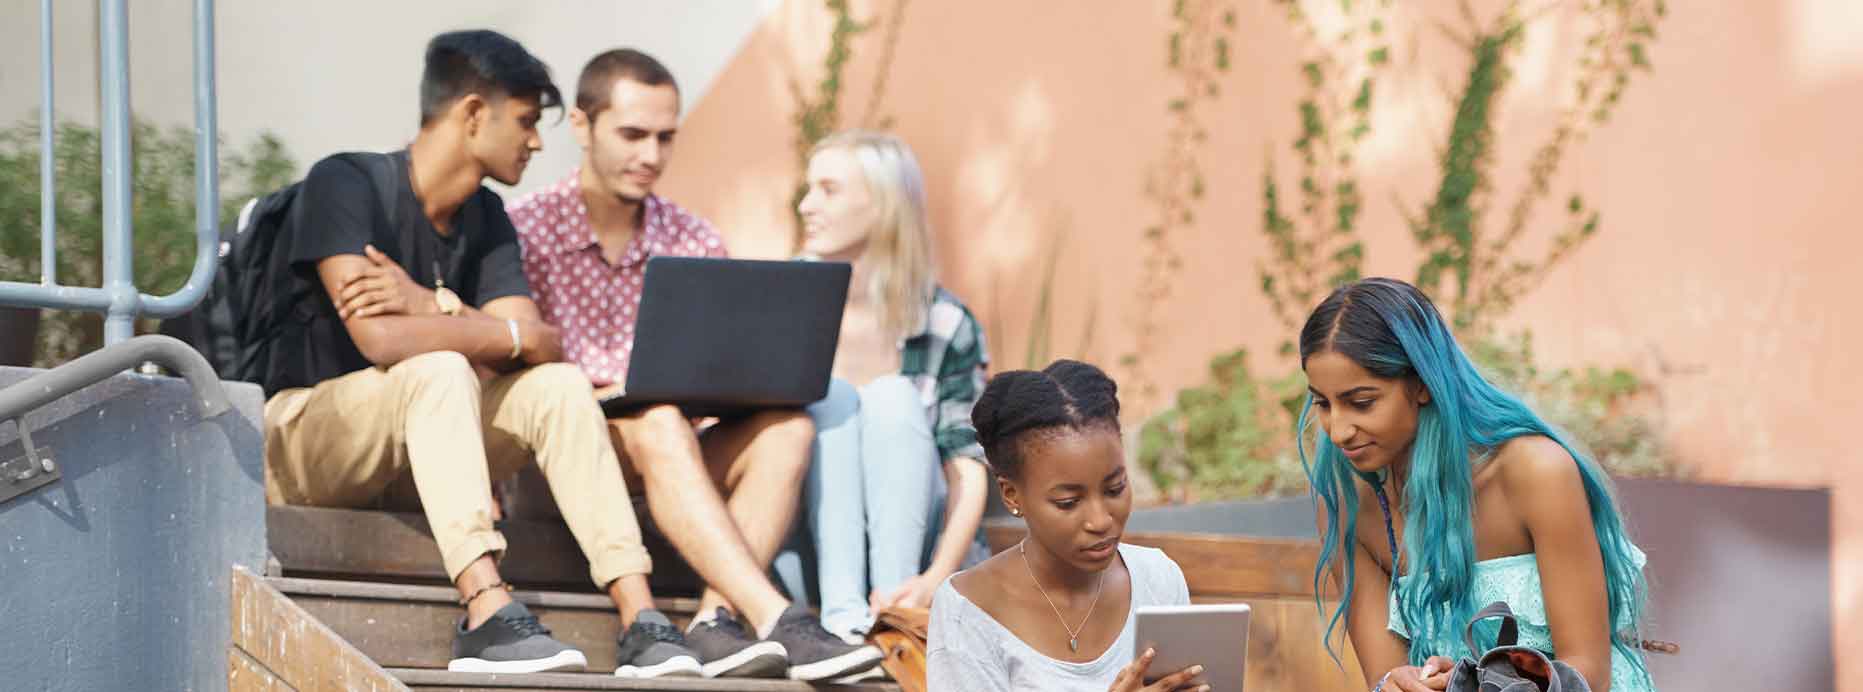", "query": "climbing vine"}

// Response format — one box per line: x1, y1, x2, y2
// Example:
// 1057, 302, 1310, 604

788, 0, 909, 248
1408, 0, 1668, 333
1144, 0, 1676, 501
1125, 0, 1237, 409
1258, 0, 1392, 351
